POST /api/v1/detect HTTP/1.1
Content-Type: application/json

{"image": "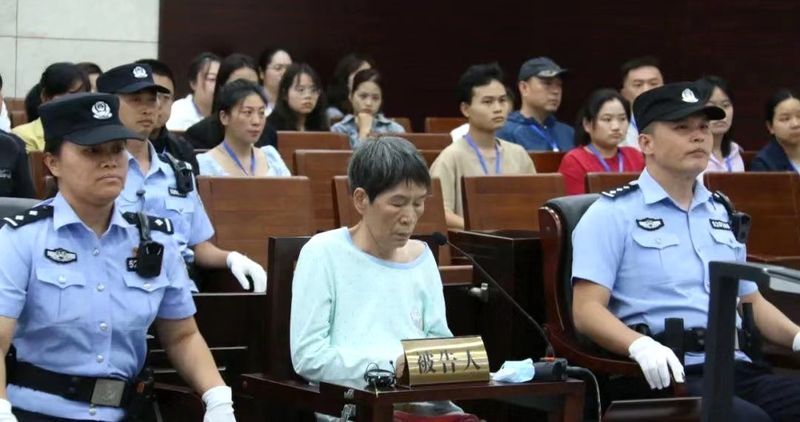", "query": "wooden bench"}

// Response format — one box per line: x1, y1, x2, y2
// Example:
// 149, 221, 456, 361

276, 131, 349, 173
381, 132, 451, 150
424, 116, 467, 133
529, 151, 566, 173
388, 116, 412, 132
293, 149, 352, 232
461, 174, 566, 231
196, 176, 315, 267
584, 172, 640, 194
